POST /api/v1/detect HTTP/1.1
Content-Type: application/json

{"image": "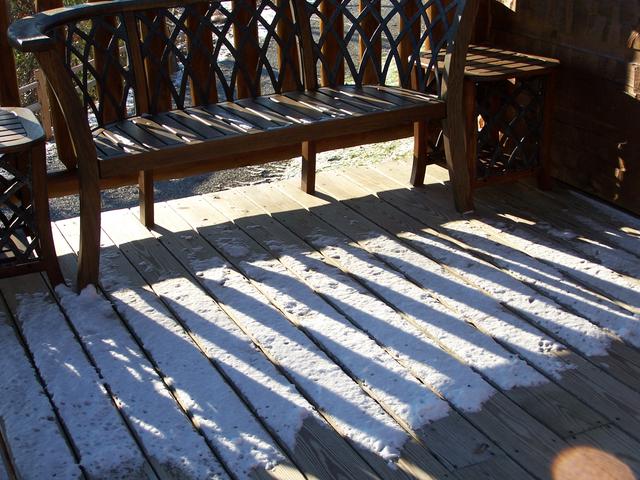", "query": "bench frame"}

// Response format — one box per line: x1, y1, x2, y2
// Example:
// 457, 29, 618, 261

10, 0, 478, 289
